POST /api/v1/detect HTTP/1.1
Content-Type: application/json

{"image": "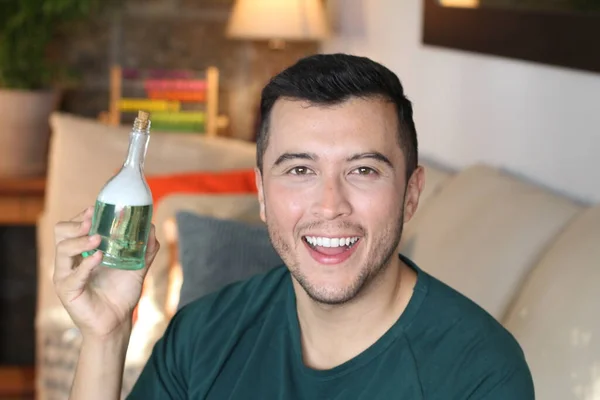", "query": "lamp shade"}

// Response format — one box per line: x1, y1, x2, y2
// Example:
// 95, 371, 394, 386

227, 0, 329, 41
439, 0, 479, 7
